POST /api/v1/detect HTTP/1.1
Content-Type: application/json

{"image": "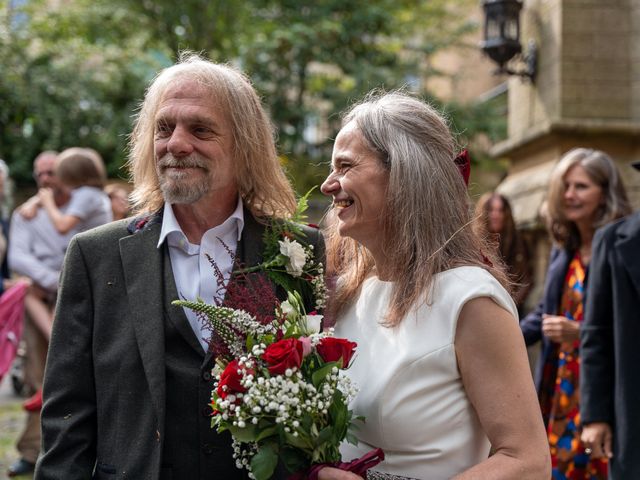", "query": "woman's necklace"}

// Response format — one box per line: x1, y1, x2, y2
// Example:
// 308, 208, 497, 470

579, 243, 591, 266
